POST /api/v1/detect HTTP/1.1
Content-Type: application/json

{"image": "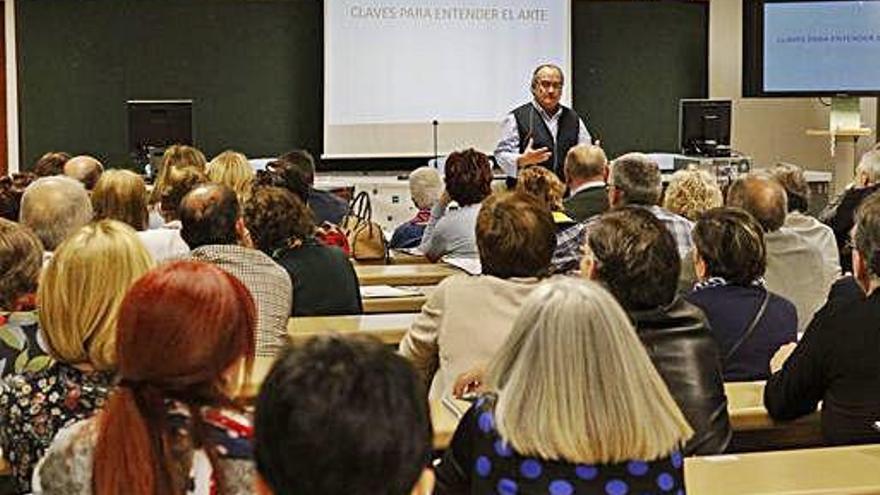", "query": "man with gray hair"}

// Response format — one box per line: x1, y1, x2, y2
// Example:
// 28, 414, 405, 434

551, 152, 694, 273
495, 63, 592, 182
770, 162, 840, 280
727, 173, 831, 331
390, 166, 443, 249
63, 155, 104, 191
820, 147, 880, 272
765, 190, 880, 445
562, 144, 609, 222
20, 175, 92, 253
